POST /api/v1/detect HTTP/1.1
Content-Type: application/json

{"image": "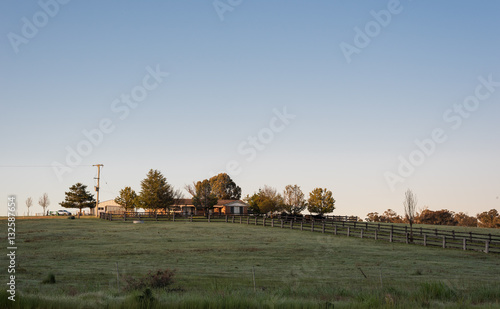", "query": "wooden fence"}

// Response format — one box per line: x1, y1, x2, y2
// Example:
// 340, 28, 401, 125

100, 212, 500, 254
